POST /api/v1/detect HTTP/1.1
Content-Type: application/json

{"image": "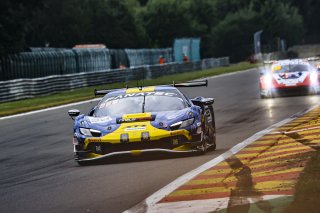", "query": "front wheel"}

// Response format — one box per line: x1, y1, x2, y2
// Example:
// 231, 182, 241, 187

260, 89, 274, 99
309, 87, 320, 95
77, 161, 88, 166
198, 106, 216, 154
